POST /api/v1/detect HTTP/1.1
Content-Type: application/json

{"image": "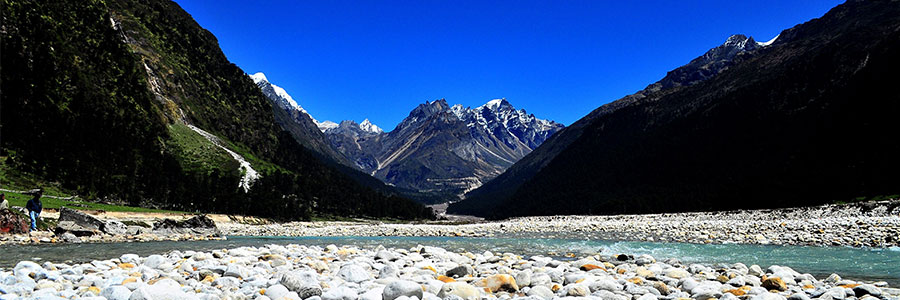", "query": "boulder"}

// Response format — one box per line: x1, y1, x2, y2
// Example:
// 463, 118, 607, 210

100, 286, 132, 300
526, 285, 554, 300
266, 284, 291, 300
376, 250, 398, 261
437, 282, 481, 300
126, 226, 150, 235
282, 271, 322, 299
103, 220, 127, 235
445, 265, 474, 278
130, 278, 199, 300
748, 265, 764, 277
379, 264, 399, 279
338, 264, 370, 283
152, 215, 219, 236
143, 255, 167, 269
322, 286, 358, 300
485, 274, 518, 292
383, 280, 424, 300
224, 264, 249, 278
58, 232, 82, 243
515, 270, 533, 287
58, 207, 104, 231
566, 284, 590, 297
0, 210, 29, 234
589, 278, 622, 292
55, 221, 100, 237
762, 277, 787, 291
853, 284, 882, 297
